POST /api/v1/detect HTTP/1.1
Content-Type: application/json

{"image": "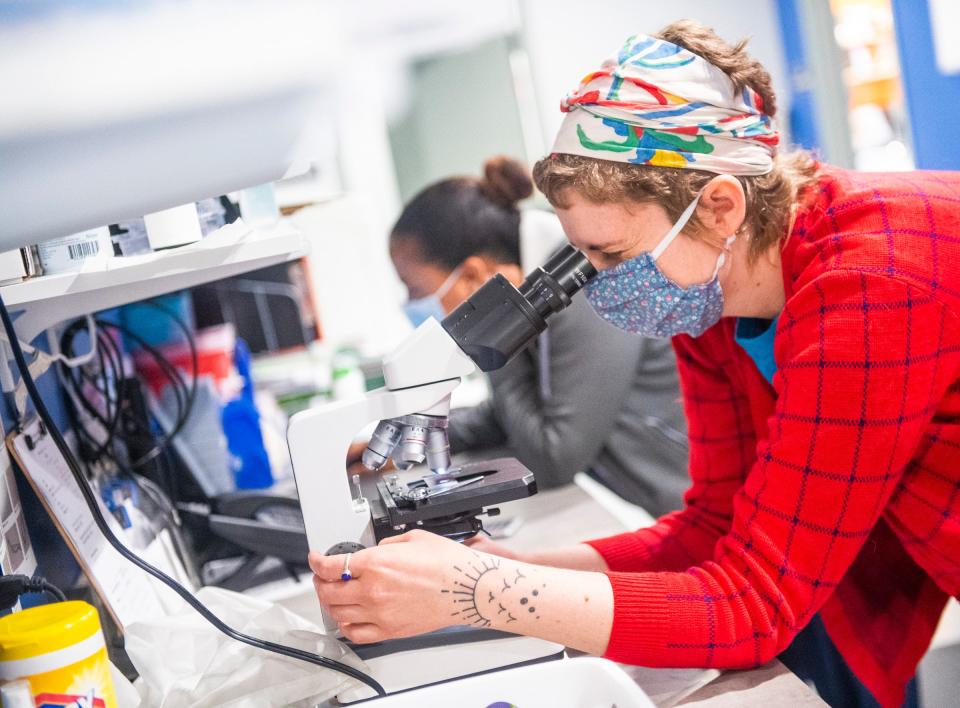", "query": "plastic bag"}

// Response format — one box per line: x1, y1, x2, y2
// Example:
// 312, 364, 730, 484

125, 586, 369, 707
